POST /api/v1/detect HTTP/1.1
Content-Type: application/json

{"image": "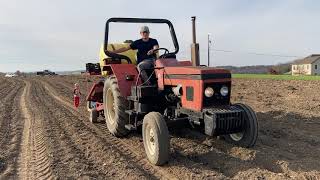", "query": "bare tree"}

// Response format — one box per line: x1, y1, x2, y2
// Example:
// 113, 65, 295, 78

15, 70, 21, 76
